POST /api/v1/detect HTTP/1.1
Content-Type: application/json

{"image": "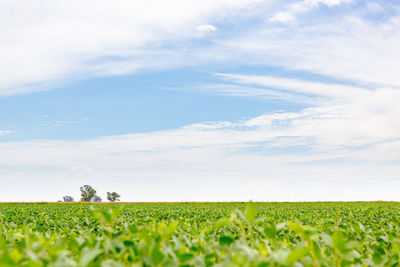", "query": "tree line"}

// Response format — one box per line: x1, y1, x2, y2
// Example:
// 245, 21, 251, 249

61, 185, 121, 202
